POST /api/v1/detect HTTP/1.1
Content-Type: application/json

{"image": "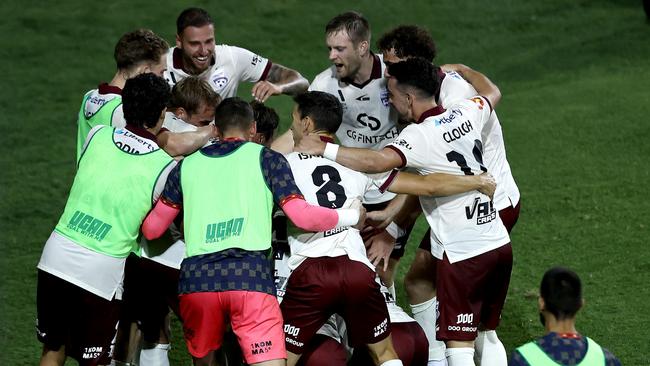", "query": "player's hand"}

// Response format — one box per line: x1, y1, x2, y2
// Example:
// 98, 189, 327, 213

477, 172, 496, 200
293, 134, 327, 156
349, 199, 367, 230
197, 124, 220, 139
365, 207, 397, 230
365, 229, 396, 271
252, 80, 282, 103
